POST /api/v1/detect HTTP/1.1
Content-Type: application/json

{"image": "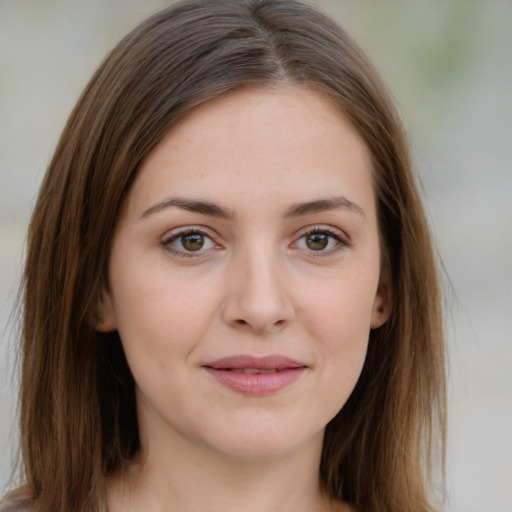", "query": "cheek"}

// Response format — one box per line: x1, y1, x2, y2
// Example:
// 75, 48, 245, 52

300, 268, 378, 343
297, 268, 377, 397
109, 260, 222, 371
